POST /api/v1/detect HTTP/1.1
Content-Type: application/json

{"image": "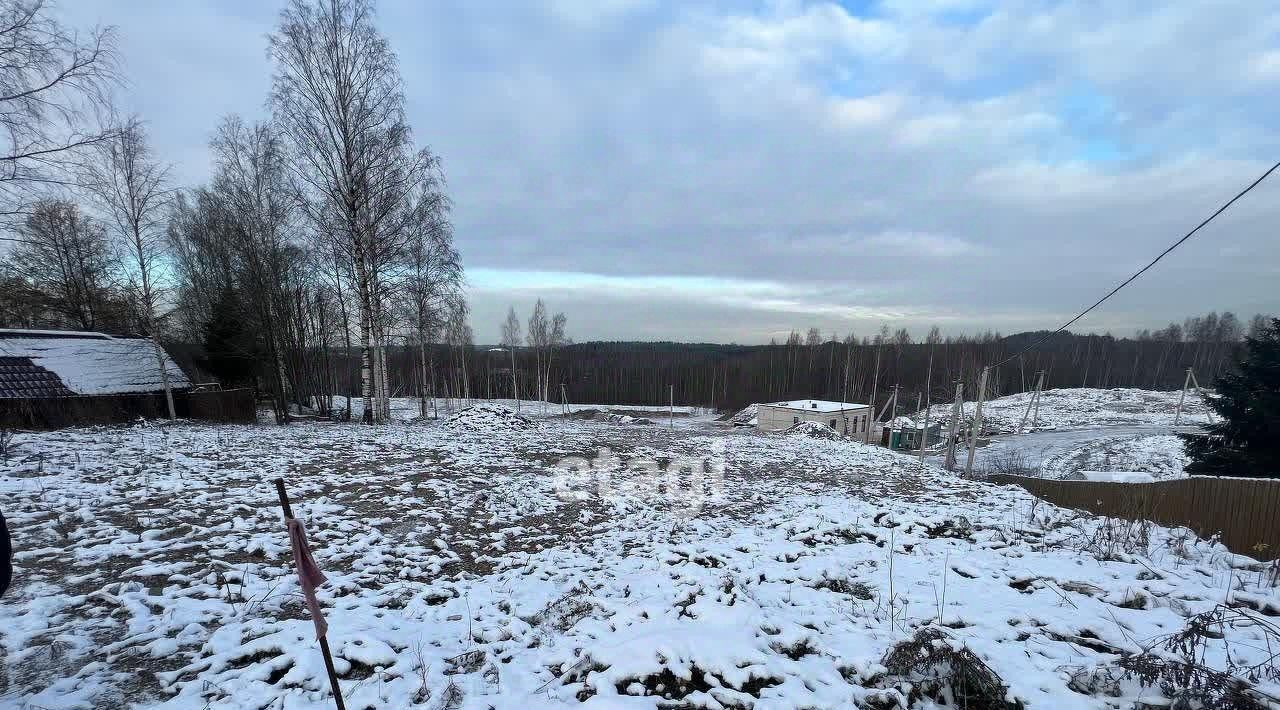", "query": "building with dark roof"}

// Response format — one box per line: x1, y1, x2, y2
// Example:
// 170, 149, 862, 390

0, 329, 192, 398
0, 329, 224, 428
